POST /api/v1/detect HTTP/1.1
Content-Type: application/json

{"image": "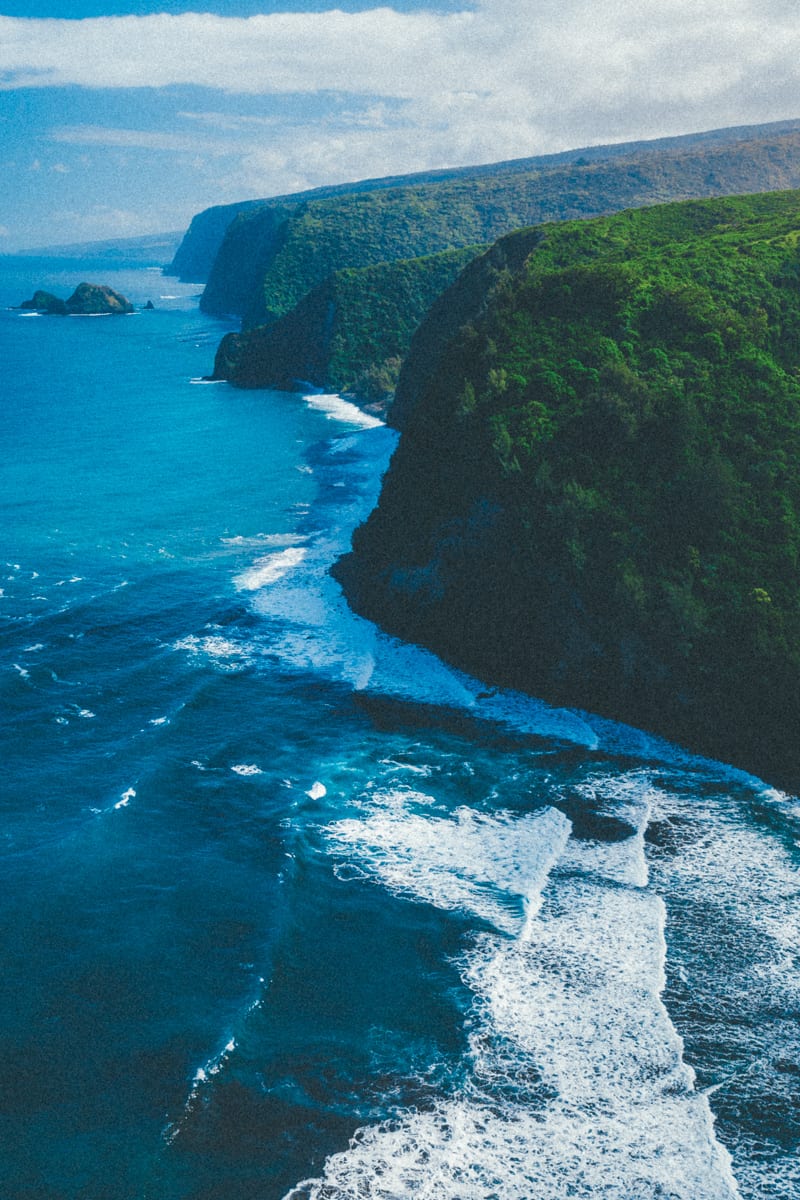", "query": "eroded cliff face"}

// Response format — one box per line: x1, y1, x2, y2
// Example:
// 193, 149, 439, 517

334, 192, 800, 790
168, 201, 266, 283
210, 246, 482, 401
